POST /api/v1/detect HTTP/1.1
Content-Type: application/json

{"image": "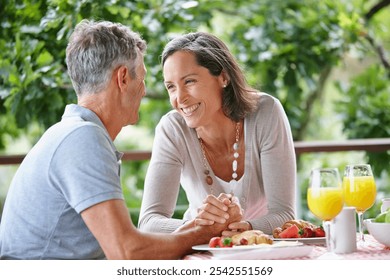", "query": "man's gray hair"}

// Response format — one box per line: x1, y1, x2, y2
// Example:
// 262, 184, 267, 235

66, 20, 147, 96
